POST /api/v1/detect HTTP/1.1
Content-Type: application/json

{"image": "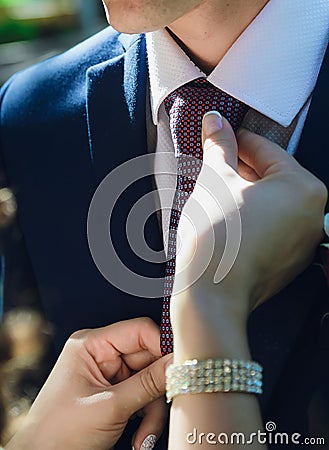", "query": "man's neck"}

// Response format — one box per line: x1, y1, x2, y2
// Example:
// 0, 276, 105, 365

168, 0, 269, 74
